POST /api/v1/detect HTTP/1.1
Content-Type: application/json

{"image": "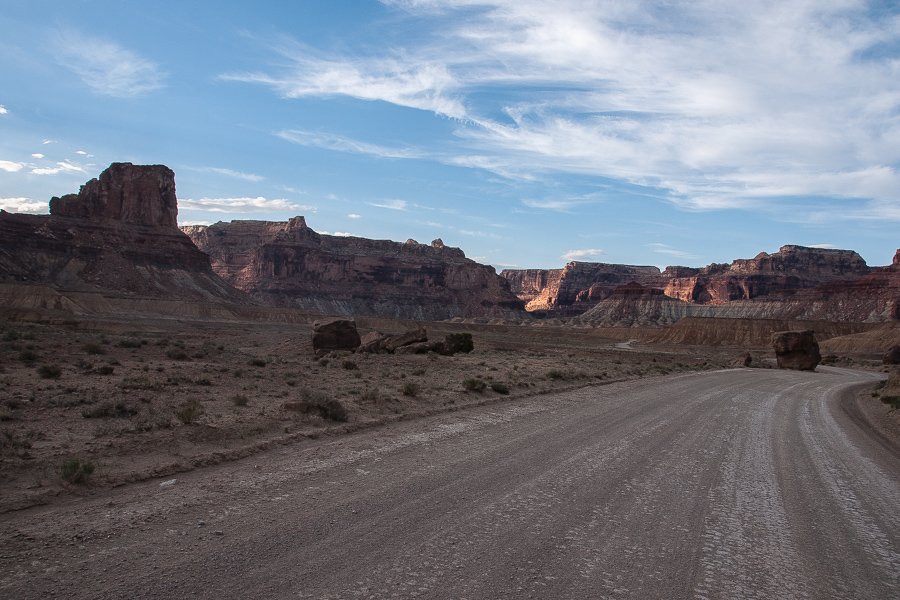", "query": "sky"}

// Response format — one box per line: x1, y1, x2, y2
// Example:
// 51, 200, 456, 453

1, 0, 899, 270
